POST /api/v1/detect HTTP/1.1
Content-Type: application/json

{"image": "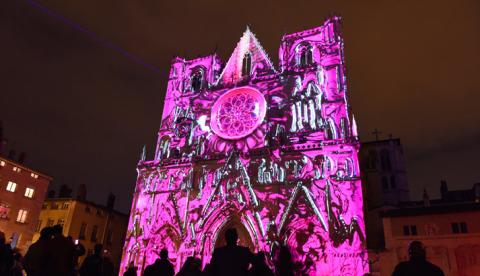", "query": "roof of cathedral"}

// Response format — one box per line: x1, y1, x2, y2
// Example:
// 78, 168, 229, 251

215, 27, 276, 85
